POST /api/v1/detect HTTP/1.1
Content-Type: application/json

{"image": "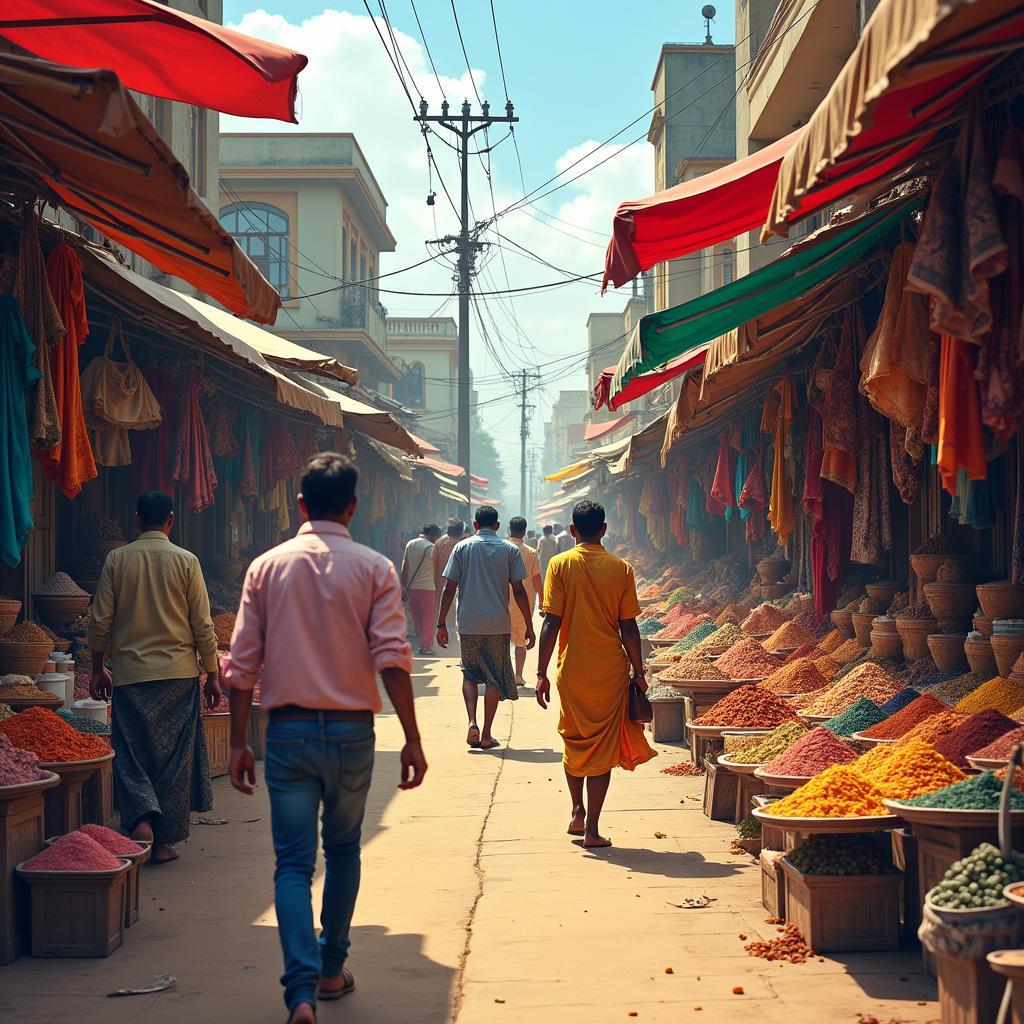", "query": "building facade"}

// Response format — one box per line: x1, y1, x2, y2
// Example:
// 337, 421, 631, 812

542, 390, 590, 478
